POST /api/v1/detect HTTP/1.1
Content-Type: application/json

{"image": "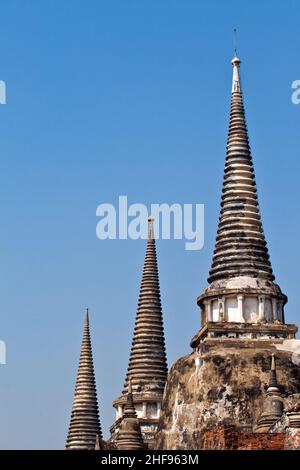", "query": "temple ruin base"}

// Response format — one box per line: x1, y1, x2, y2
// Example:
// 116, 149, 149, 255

155, 338, 300, 450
